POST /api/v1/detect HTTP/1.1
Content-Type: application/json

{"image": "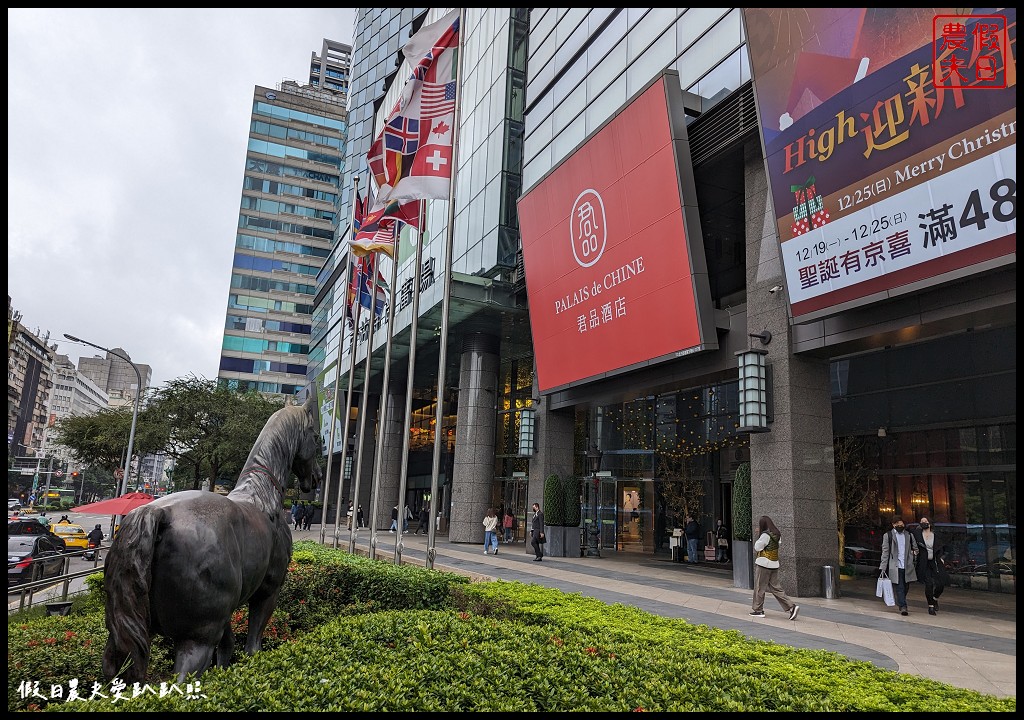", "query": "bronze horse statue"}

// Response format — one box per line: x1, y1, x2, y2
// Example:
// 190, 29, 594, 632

102, 394, 323, 682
